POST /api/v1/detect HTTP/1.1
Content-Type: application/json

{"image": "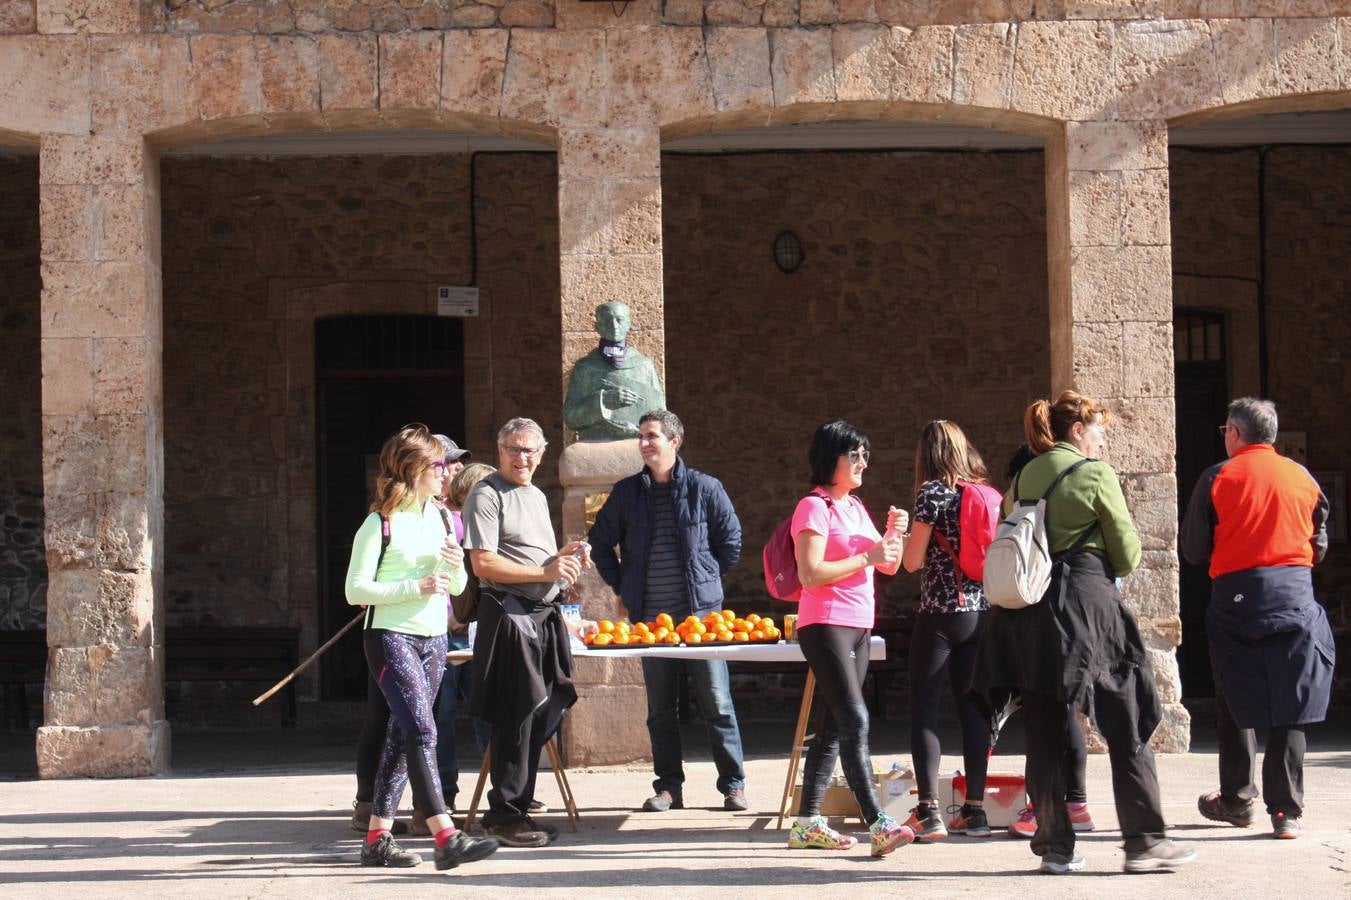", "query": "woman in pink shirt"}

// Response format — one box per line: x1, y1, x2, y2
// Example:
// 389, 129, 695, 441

787, 420, 913, 857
